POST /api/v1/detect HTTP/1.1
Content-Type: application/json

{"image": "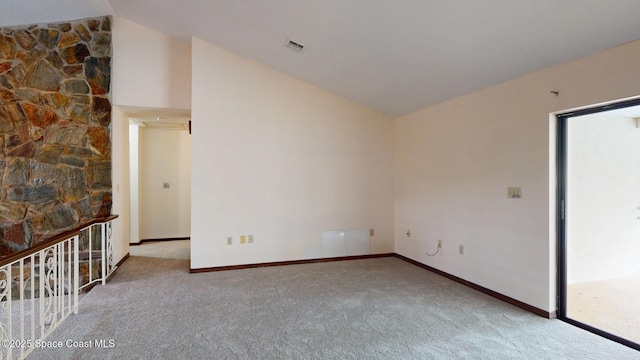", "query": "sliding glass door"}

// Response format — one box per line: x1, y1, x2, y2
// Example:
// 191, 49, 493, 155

557, 99, 640, 351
